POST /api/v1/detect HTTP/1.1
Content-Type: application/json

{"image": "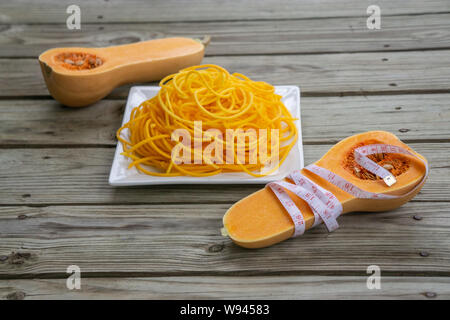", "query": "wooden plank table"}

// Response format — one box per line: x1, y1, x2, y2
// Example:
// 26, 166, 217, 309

1, 0, 449, 300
